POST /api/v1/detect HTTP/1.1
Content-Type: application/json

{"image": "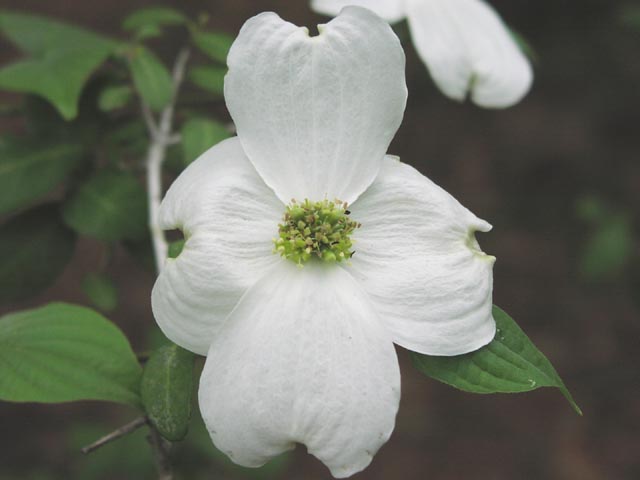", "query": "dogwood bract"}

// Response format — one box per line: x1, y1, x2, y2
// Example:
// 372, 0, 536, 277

151, 7, 496, 478
311, 0, 533, 108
